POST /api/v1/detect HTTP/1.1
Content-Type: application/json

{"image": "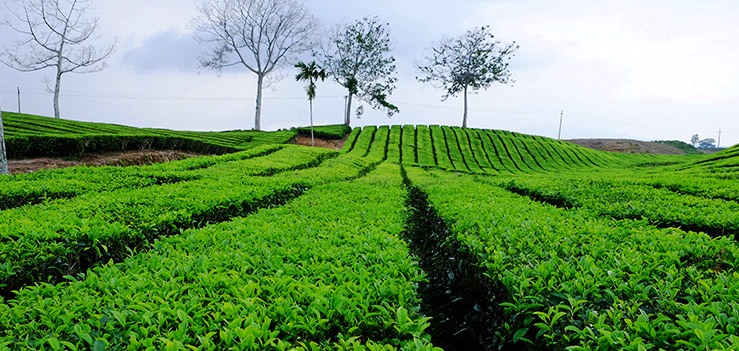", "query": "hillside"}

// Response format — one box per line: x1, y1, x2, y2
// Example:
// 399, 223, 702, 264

1, 112, 296, 158
568, 138, 692, 154
4, 121, 739, 350
342, 125, 694, 172
1, 112, 352, 173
